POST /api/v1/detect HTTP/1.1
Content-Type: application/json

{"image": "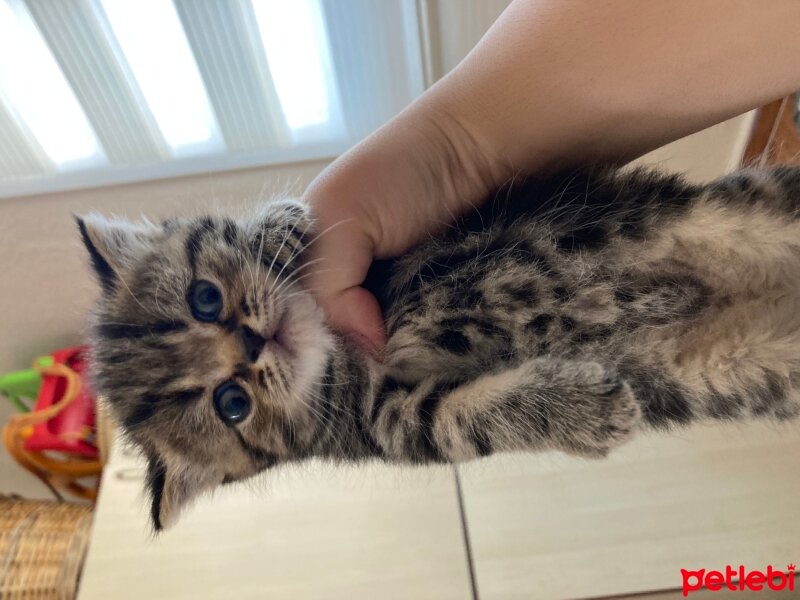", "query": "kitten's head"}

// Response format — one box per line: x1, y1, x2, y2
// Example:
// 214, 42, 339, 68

78, 200, 333, 530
